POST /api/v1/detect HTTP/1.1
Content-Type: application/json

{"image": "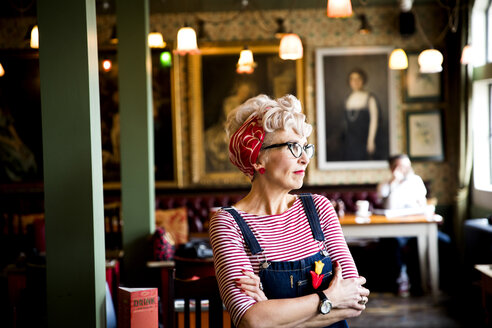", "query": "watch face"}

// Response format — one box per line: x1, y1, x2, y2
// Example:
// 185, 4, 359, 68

320, 300, 332, 314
